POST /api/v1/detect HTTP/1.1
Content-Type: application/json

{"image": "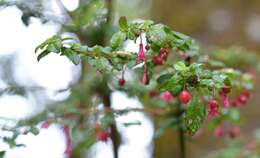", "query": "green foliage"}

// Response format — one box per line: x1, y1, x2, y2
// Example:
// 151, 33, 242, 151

183, 98, 206, 135
110, 31, 126, 50
118, 16, 128, 32
0, 13, 256, 157
0, 151, 5, 158
204, 129, 260, 158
